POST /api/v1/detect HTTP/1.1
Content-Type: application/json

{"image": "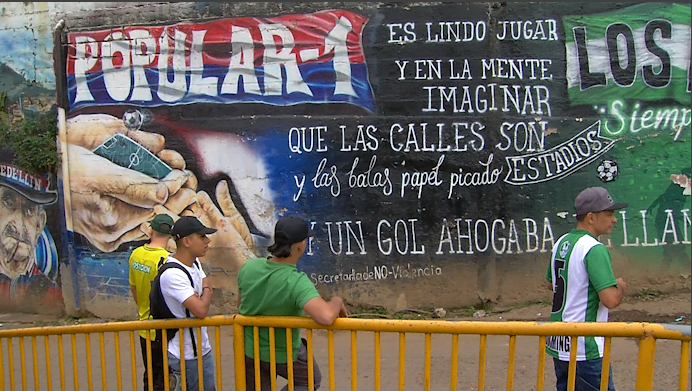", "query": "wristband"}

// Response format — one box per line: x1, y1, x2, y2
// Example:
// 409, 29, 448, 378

203, 286, 212, 292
